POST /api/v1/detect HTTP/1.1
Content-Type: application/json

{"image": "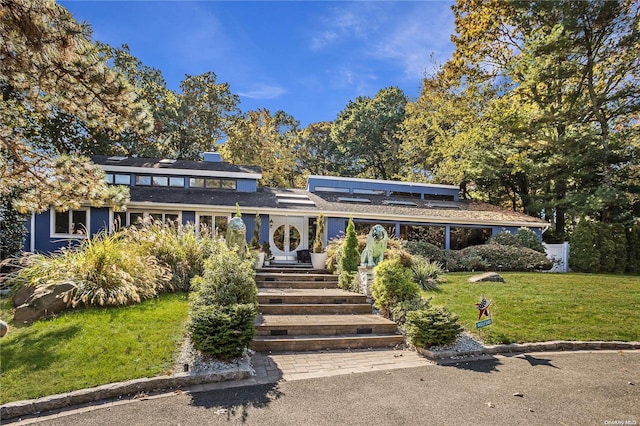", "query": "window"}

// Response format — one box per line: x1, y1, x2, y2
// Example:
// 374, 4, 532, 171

52, 209, 89, 237
123, 211, 181, 228
169, 177, 185, 187
135, 175, 151, 186
189, 178, 204, 188
450, 227, 492, 250
152, 176, 168, 186
197, 214, 228, 237
221, 180, 236, 190
114, 174, 131, 185
399, 225, 445, 247
104, 173, 114, 184
206, 178, 221, 189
